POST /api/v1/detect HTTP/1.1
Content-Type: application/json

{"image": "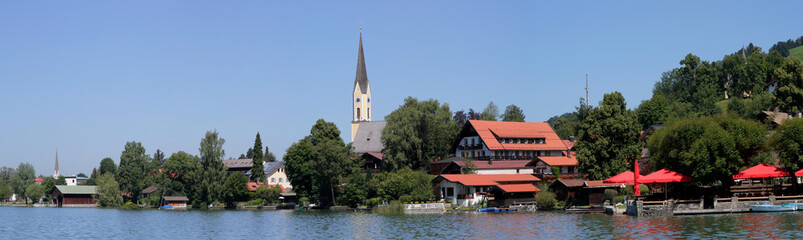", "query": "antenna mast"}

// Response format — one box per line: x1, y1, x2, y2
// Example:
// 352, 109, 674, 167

585, 73, 589, 105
